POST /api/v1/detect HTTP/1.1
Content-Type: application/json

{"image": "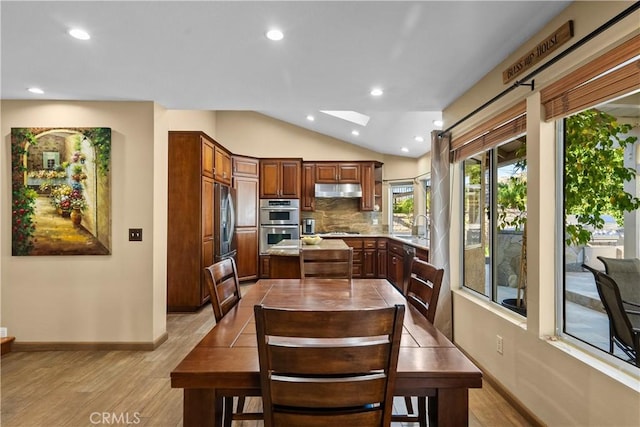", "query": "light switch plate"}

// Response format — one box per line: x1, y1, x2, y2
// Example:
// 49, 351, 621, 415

129, 228, 143, 241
